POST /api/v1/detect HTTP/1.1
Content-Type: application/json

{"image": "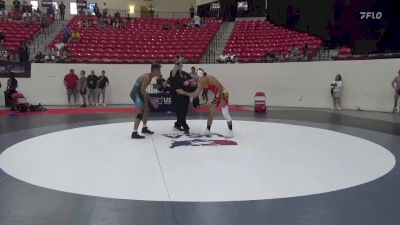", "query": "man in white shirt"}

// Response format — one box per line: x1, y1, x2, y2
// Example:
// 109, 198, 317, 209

194, 14, 200, 28
392, 70, 400, 113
